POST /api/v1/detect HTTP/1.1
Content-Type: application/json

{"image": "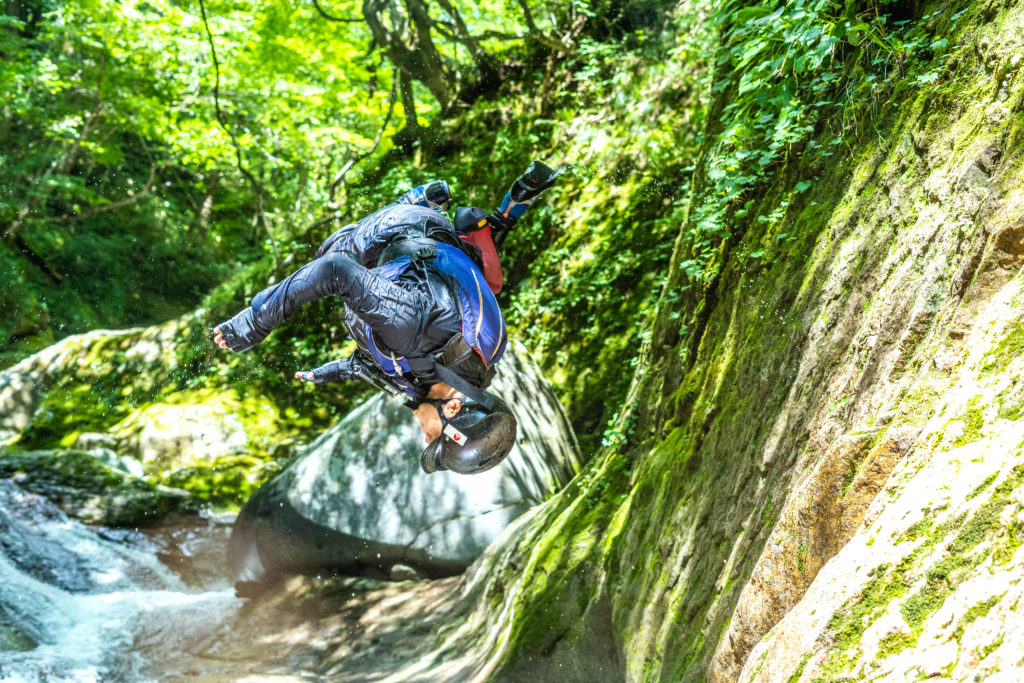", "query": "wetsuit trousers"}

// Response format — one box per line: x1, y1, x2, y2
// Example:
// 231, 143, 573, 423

251, 252, 426, 357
